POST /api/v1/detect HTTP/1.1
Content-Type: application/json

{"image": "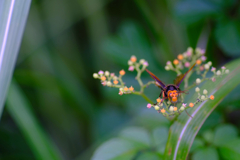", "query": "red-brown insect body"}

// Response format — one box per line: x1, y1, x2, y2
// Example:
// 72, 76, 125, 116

165, 85, 181, 103
145, 63, 196, 105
